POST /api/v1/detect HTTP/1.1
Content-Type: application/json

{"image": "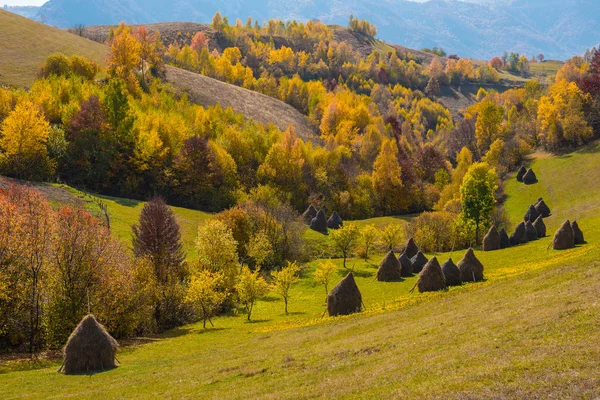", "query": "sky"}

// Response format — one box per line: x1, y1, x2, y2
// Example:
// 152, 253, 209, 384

3, 0, 46, 6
